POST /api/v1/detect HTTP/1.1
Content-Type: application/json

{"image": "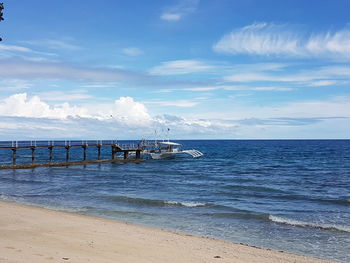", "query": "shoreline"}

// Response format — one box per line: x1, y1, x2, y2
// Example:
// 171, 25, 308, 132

0, 200, 335, 263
